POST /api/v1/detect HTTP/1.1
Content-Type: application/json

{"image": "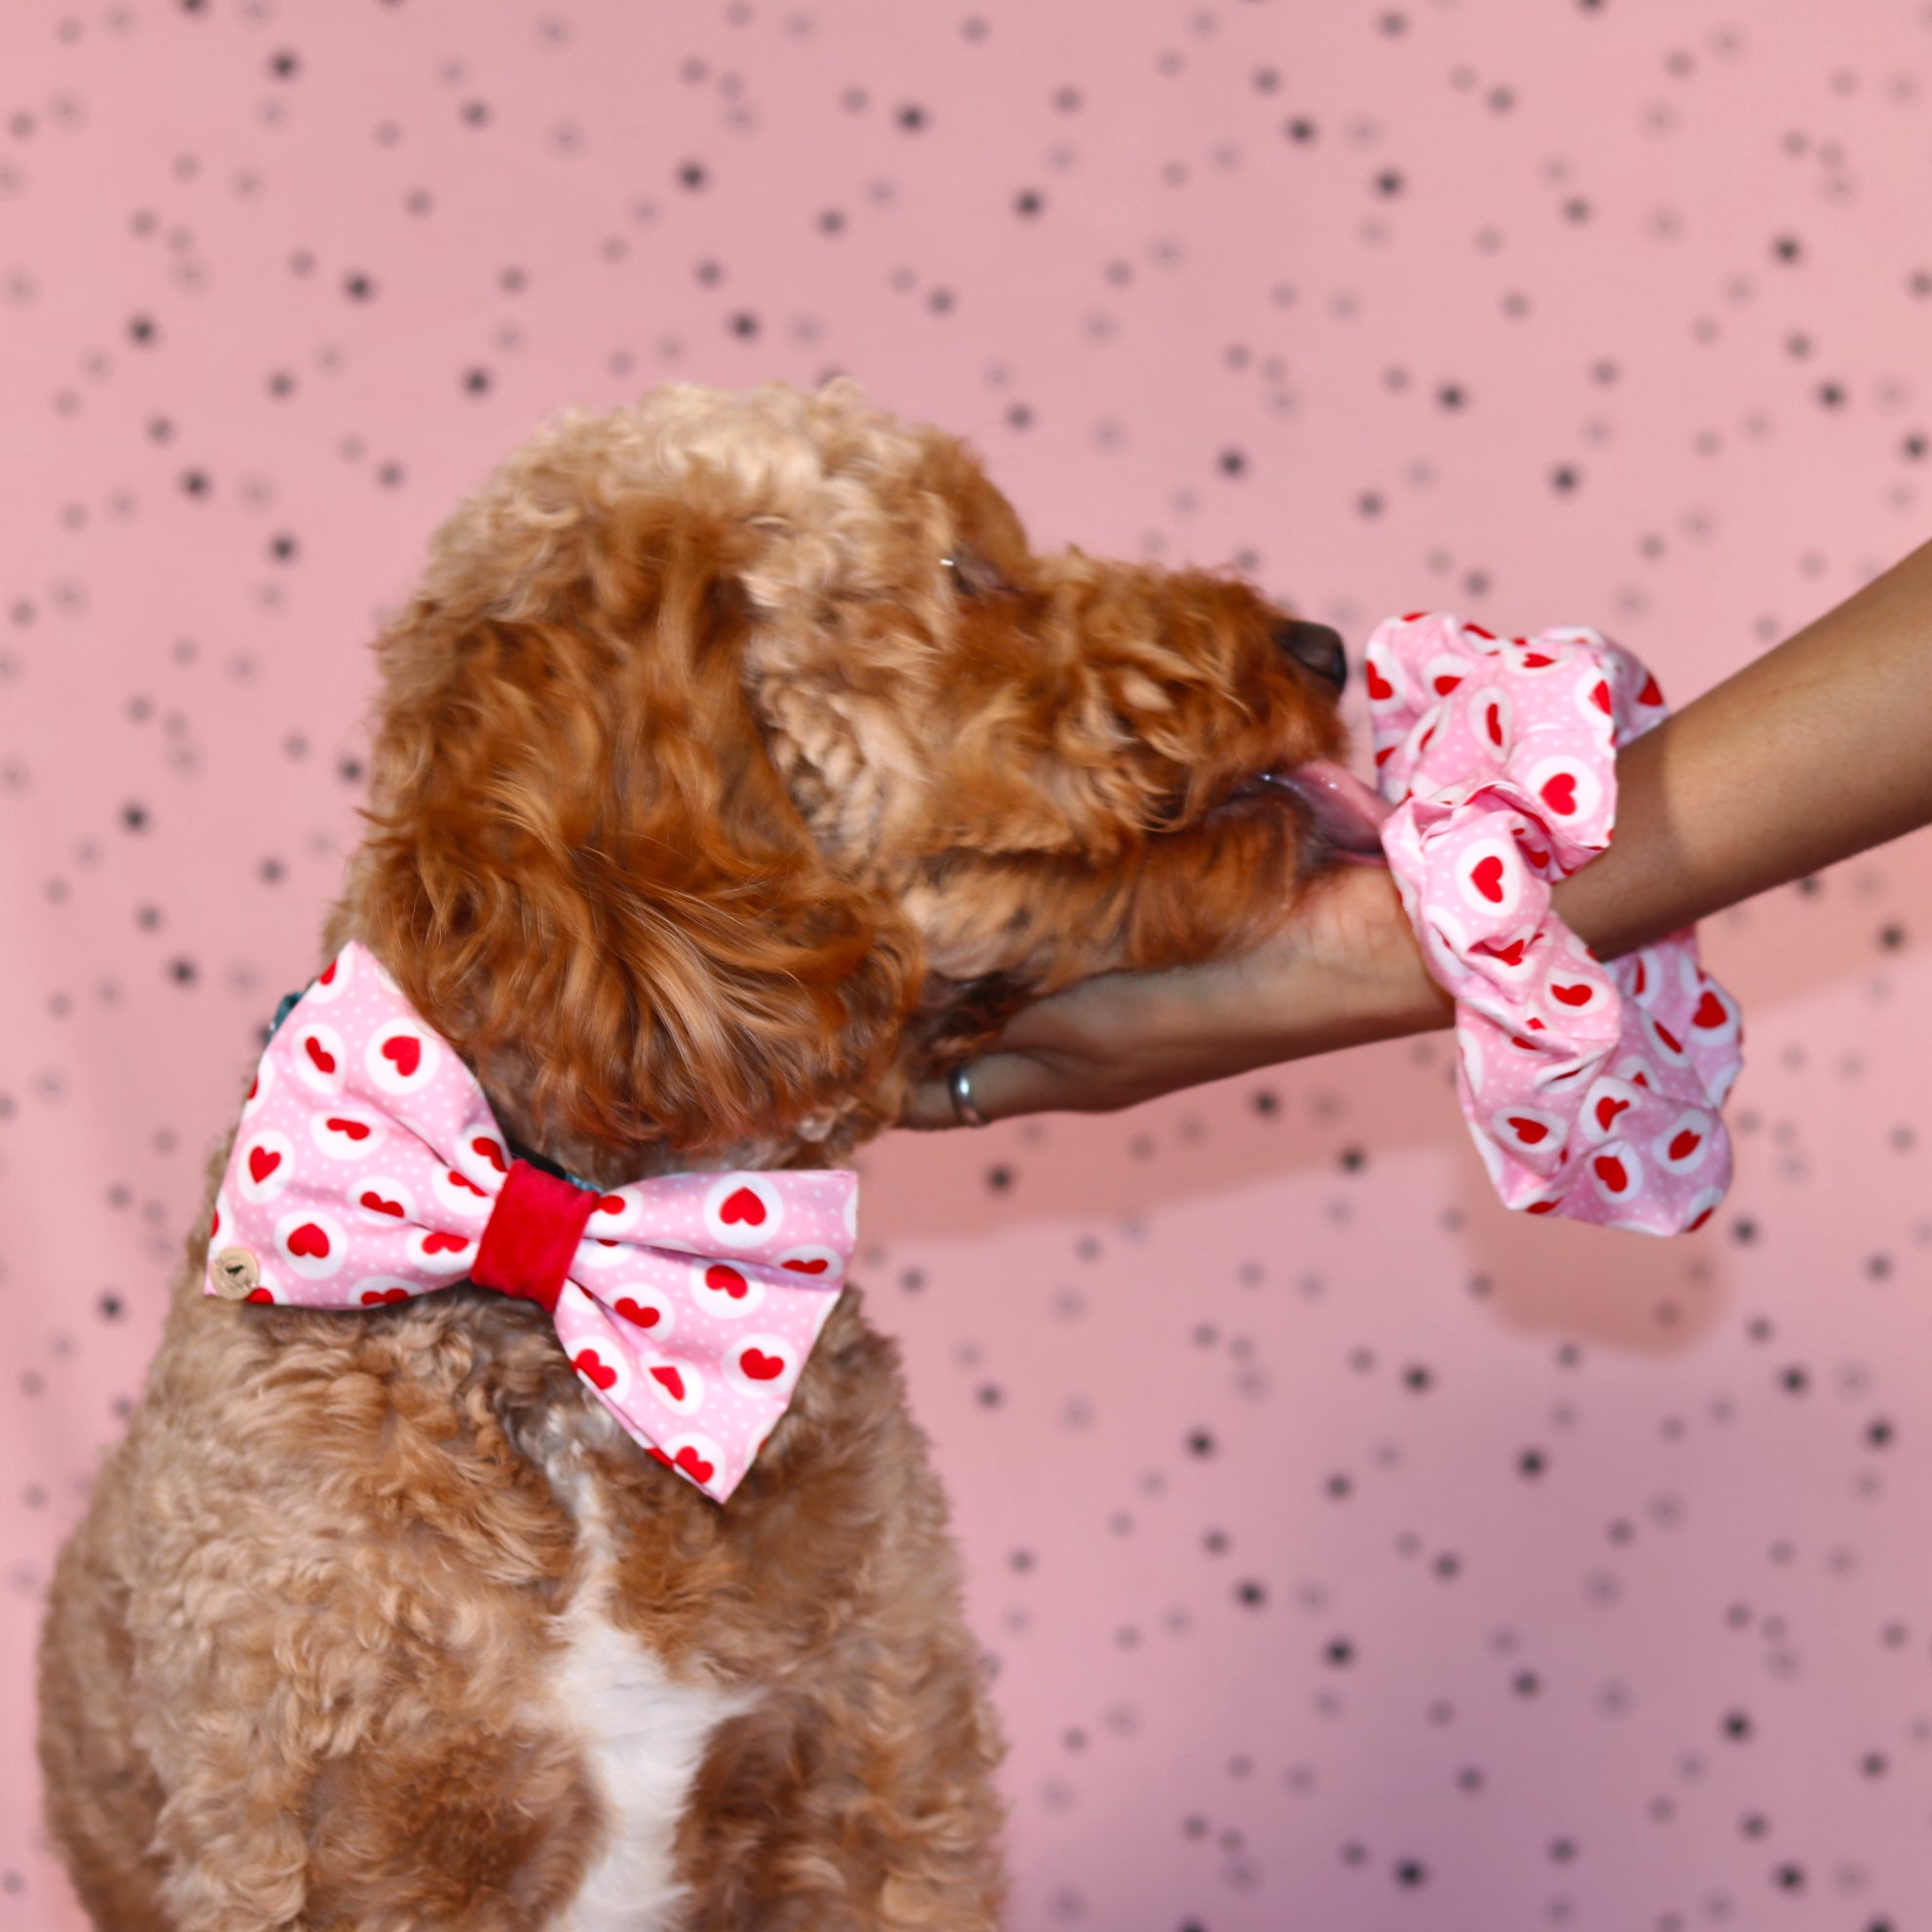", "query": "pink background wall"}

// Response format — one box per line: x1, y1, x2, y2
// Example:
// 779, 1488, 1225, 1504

5, 1, 1932, 1925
